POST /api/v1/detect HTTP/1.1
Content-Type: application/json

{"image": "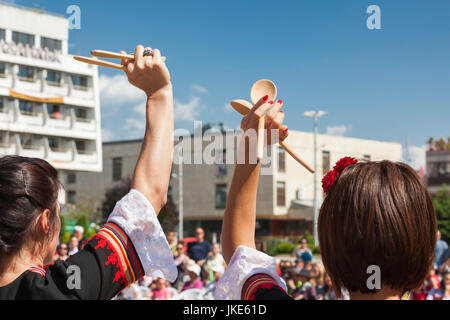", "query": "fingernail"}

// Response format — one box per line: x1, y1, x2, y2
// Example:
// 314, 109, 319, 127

263, 95, 269, 101
278, 99, 283, 104
268, 100, 273, 104
283, 128, 289, 133
279, 110, 284, 113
